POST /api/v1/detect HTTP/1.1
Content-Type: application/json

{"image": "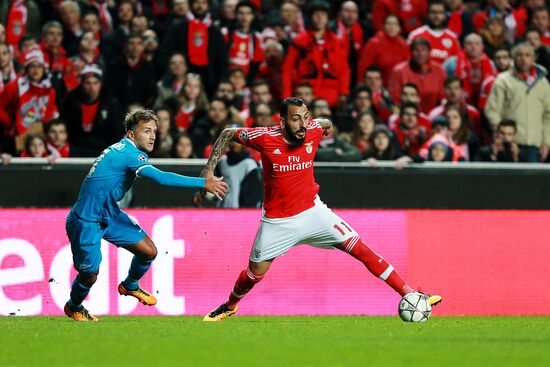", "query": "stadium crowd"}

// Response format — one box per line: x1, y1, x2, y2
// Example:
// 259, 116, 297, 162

1, 0, 550, 164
